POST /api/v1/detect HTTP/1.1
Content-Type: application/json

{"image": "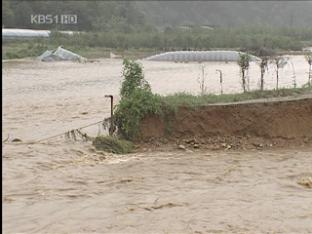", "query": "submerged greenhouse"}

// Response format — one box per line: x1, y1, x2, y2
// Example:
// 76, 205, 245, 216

38, 46, 86, 62
145, 50, 260, 62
